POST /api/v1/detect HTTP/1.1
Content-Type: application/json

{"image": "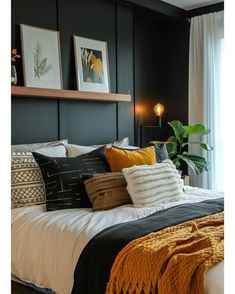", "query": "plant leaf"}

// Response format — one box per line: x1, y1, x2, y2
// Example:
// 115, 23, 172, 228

184, 124, 210, 136
165, 136, 177, 158
168, 120, 185, 143
173, 157, 181, 168
39, 57, 47, 69
177, 152, 209, 175
182, 141, 213, 151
